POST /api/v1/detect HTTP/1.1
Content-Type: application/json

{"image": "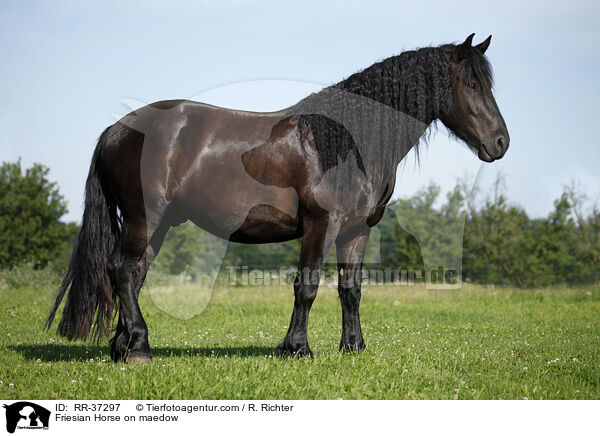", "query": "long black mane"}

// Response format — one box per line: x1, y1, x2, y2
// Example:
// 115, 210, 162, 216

292, 43, 493, 193
336, 46, 453, 124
